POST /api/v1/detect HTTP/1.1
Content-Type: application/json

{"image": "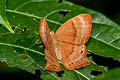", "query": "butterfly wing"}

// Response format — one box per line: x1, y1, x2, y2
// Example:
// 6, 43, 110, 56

60, 43, 90, 70
56, 14, 91, 45
39, 18, 60, 72
55, 14, 91, 70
